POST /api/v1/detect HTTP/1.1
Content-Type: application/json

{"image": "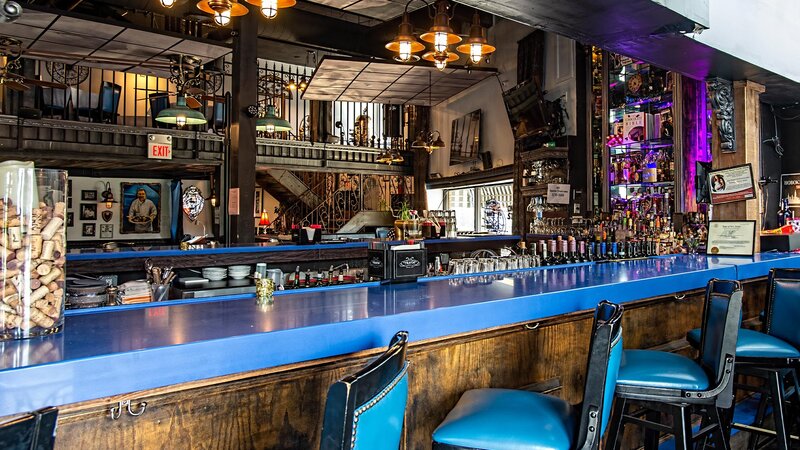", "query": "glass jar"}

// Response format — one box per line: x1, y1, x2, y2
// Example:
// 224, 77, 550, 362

0, 167, 67, 340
